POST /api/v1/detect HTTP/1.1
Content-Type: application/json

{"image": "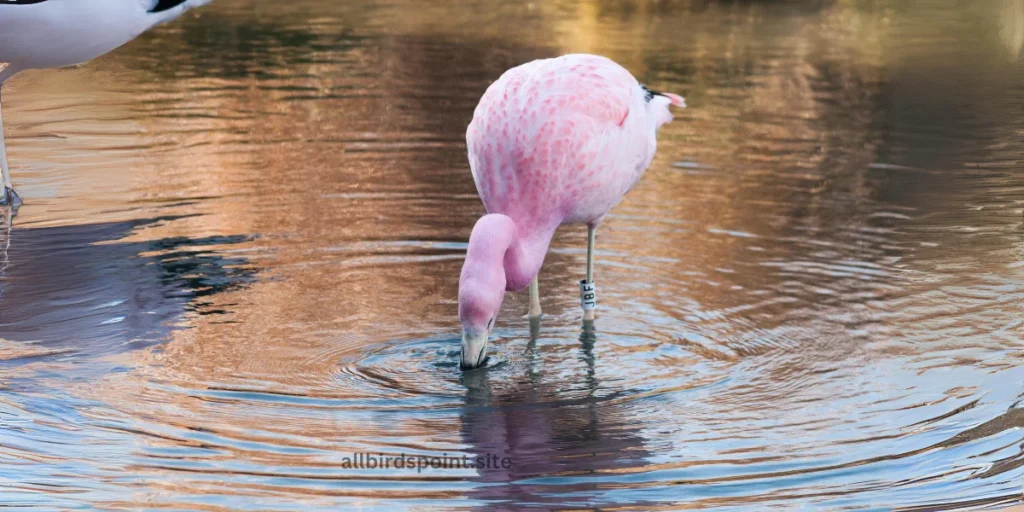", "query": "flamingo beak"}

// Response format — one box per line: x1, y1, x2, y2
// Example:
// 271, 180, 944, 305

460, 328, 490, 370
